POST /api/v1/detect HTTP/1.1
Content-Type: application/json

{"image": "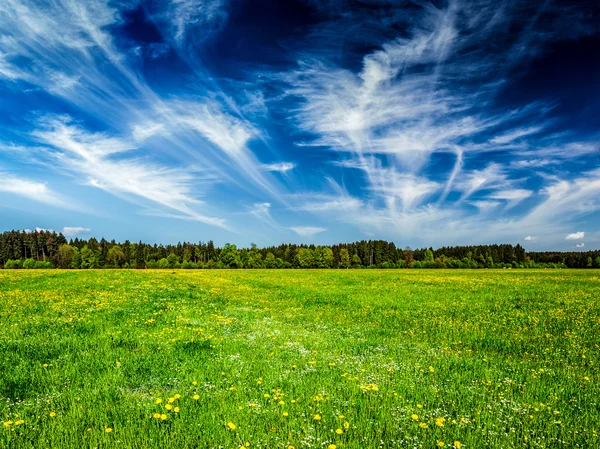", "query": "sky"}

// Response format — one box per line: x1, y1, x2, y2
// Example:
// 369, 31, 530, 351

0, 0, 598, 250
